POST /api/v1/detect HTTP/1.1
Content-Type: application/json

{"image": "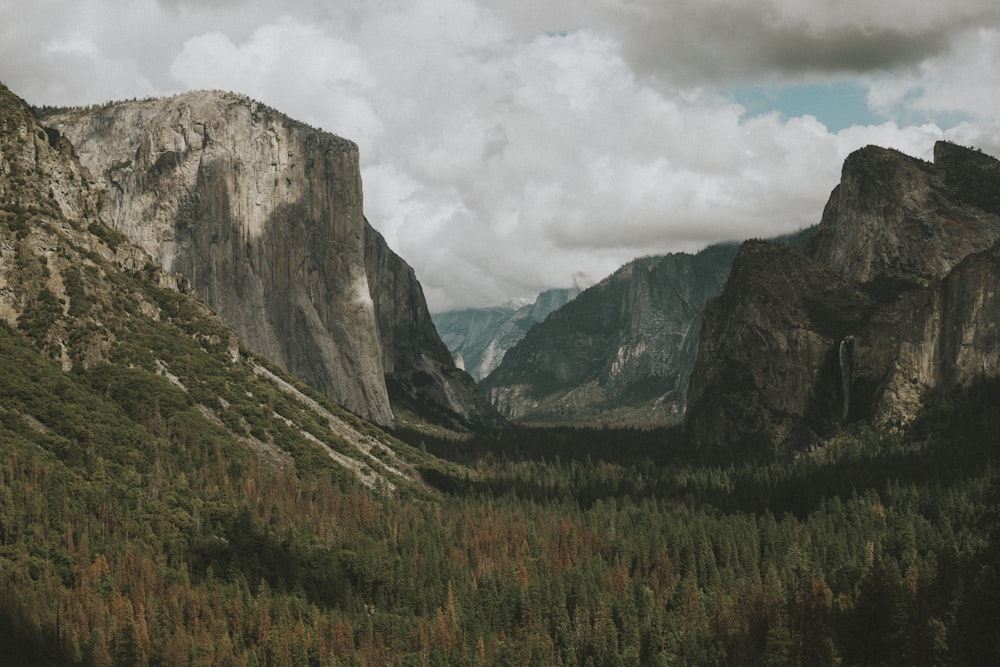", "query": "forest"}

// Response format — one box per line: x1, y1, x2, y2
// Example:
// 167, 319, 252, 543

2, 285, 1000, 667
